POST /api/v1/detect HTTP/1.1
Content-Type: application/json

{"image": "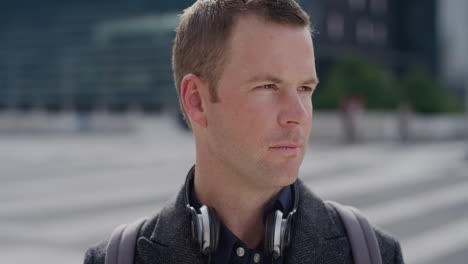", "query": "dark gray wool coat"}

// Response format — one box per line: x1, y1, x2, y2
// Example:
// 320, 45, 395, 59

84, 180, 404, 264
